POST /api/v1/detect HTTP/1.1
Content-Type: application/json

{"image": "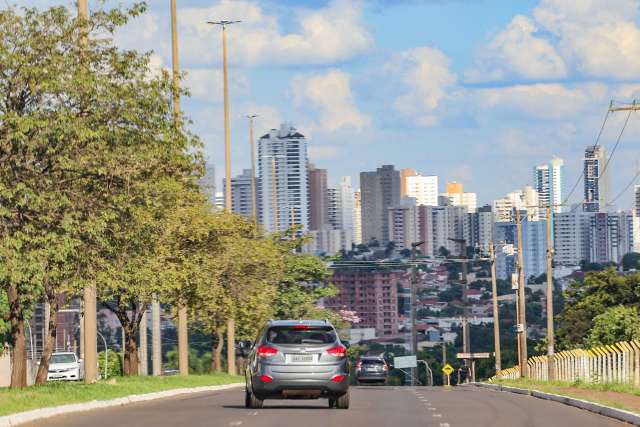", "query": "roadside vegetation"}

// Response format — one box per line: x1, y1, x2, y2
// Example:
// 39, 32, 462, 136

0, 374, 242, 417
495, 378, 640, 414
